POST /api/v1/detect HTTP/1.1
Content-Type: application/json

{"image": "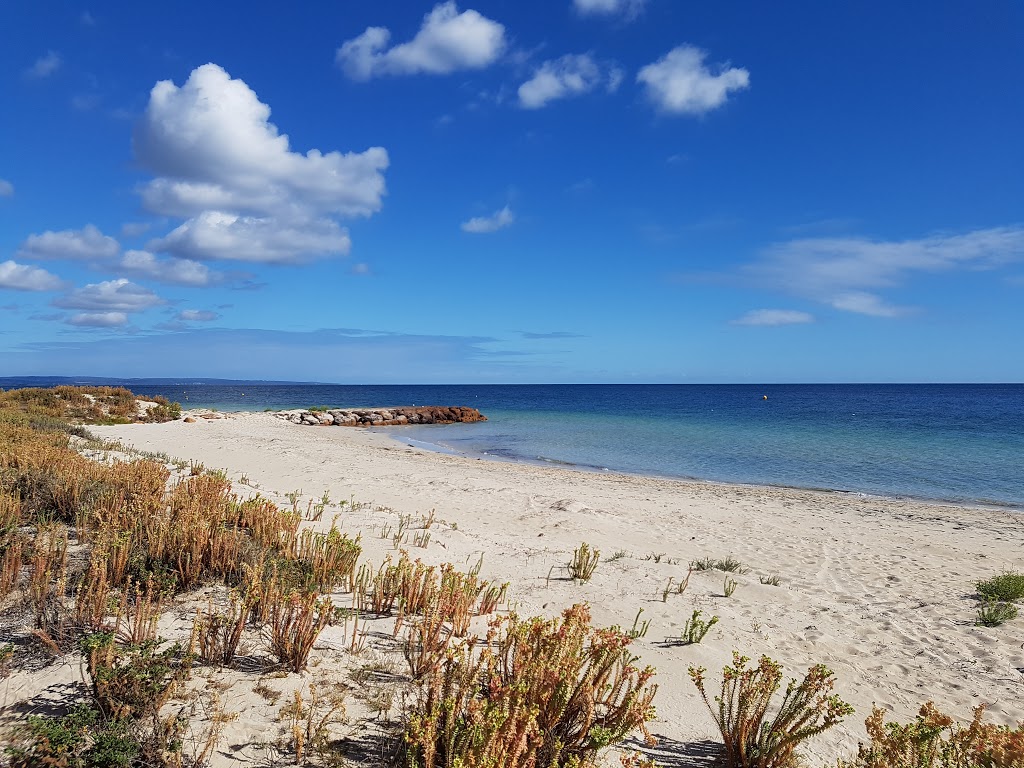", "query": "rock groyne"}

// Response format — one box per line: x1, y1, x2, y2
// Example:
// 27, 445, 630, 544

276, 406, 486, 427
